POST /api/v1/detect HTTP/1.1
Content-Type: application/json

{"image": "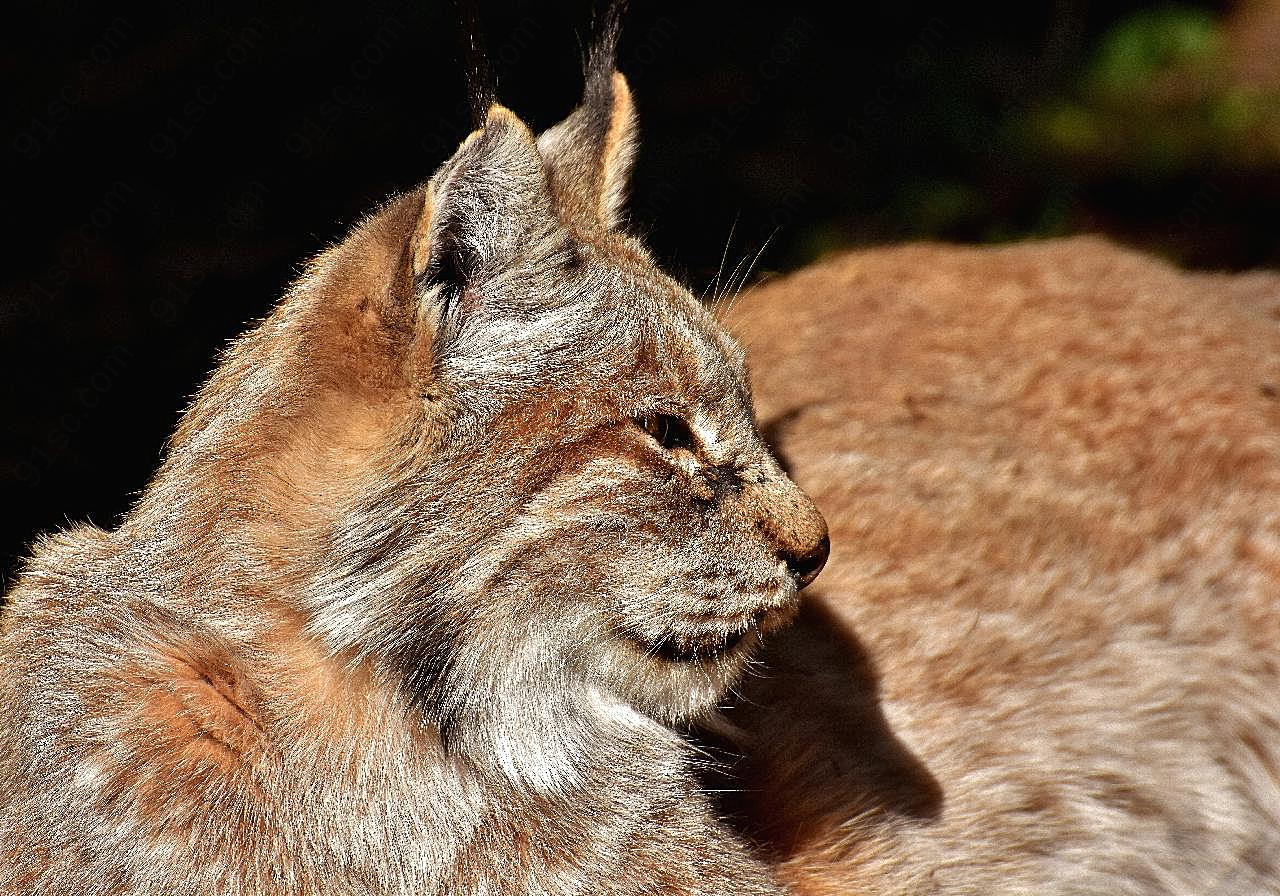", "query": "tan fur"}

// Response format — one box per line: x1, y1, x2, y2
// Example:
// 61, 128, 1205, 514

598, 73, 637, 219
722, 237, 1280, 893
0, 46, 829, 896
